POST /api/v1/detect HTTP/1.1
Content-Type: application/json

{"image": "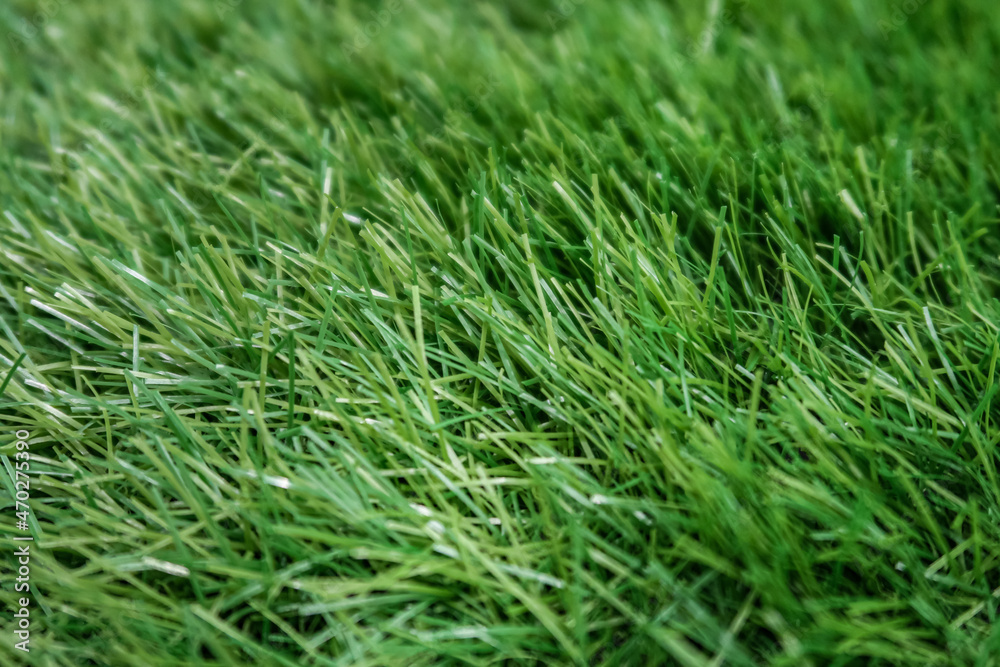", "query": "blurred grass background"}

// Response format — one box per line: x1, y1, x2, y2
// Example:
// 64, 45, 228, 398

1, 0, 999, 665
